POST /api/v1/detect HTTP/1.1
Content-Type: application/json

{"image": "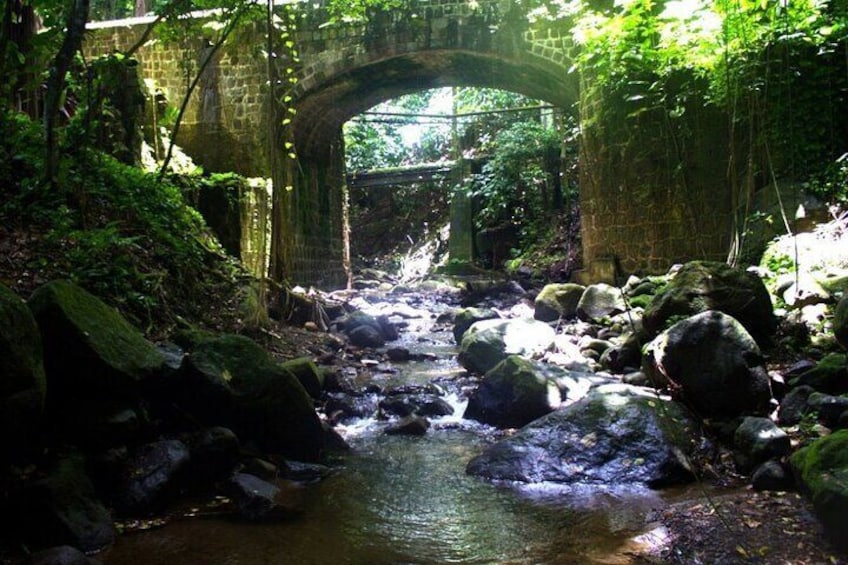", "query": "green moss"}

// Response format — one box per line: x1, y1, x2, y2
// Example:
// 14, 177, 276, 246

0, 284, 46, 399
791, 429, 848, 536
